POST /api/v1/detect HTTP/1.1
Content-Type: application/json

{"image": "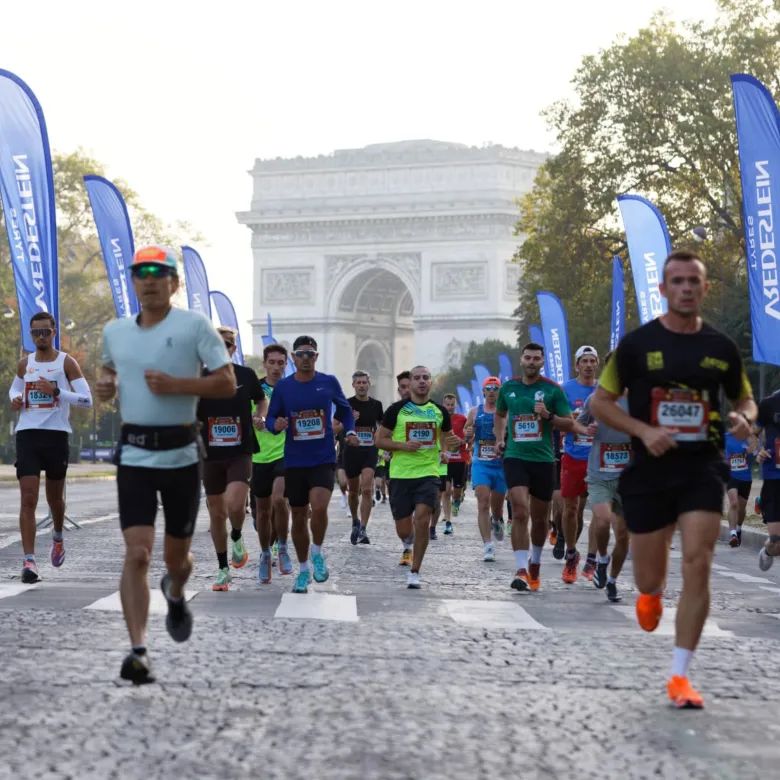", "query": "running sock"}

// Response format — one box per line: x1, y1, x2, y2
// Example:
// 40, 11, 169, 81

52, 530, 63, 542
565, 548, 577, 560
586, 552, 597, 563
597, 554, 610, 565
730, 530, 737, 536
311, 544, 322, 556
530, 545, 543, 565
485, 542, 492, 552
24, 554, 35, 563
132, 646, 147, 656
230, 528, 242, 542
607, 575, 617, 584
671, 647, 694, 679
217, 551, 228, 570
300, 561, 310, 572
514, 550, 528, 570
